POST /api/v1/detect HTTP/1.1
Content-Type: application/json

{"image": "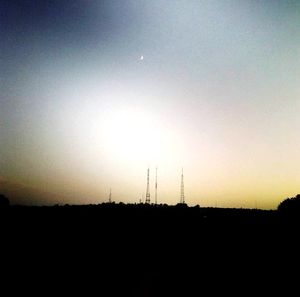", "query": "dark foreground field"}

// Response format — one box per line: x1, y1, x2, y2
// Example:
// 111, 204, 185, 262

1, 204, 299, 296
